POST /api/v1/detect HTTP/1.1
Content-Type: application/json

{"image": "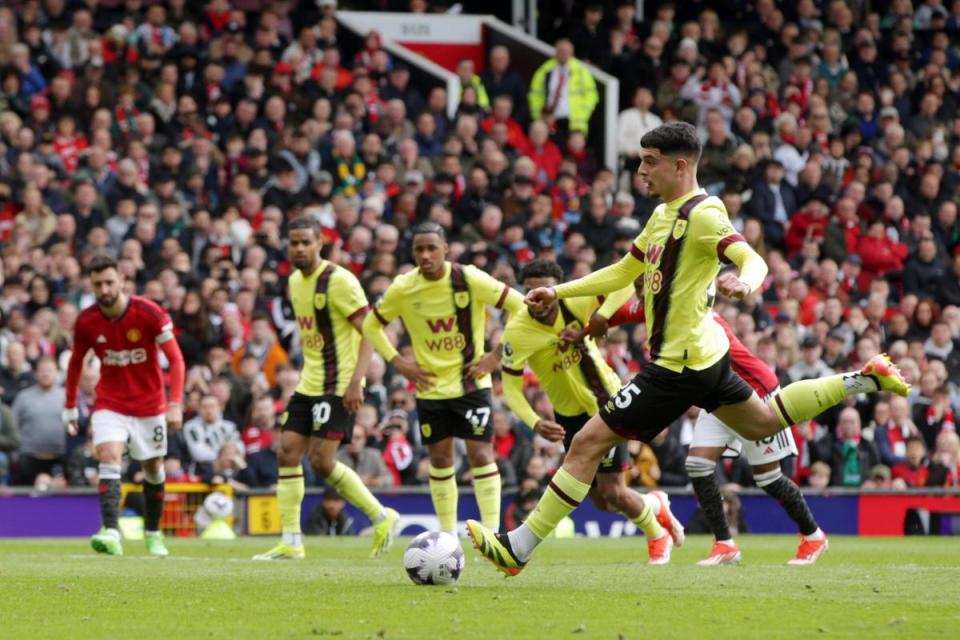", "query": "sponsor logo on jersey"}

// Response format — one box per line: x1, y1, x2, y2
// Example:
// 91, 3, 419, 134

313, 293, 327, 309
425, 333, 466, 352
102, 348, 147, 366
646, 244, 664, 264
552, 349, 583, 372
454, 292, 470, 309
297, 316, 314, 331
126, 328, 142, 342
426, 316, 456, 333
